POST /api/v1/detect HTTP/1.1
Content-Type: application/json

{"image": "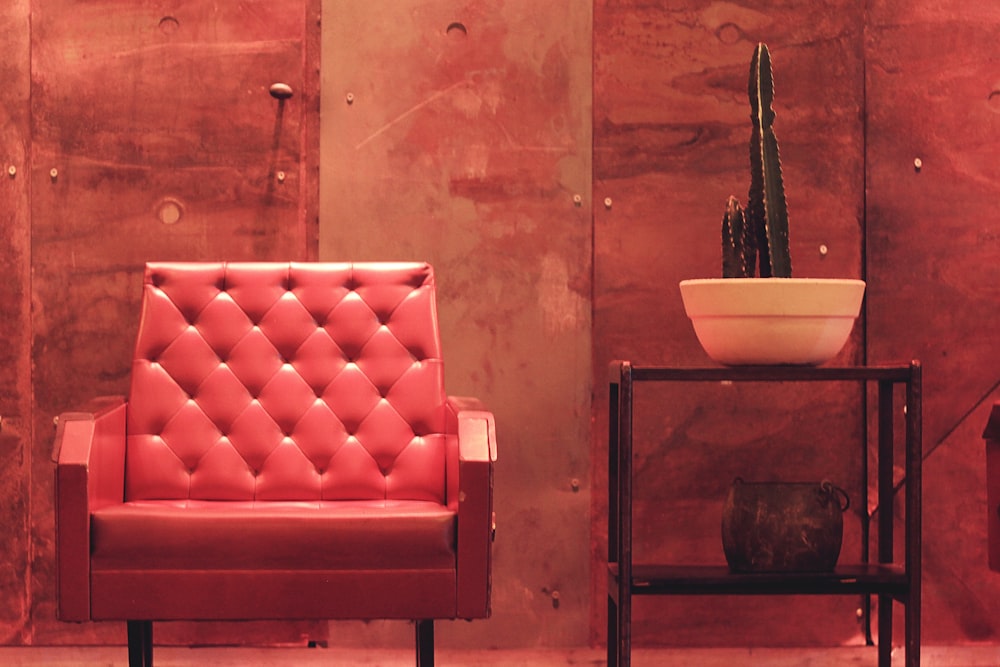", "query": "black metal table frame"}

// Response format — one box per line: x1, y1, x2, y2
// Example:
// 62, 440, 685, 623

606, 362, 922, 667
